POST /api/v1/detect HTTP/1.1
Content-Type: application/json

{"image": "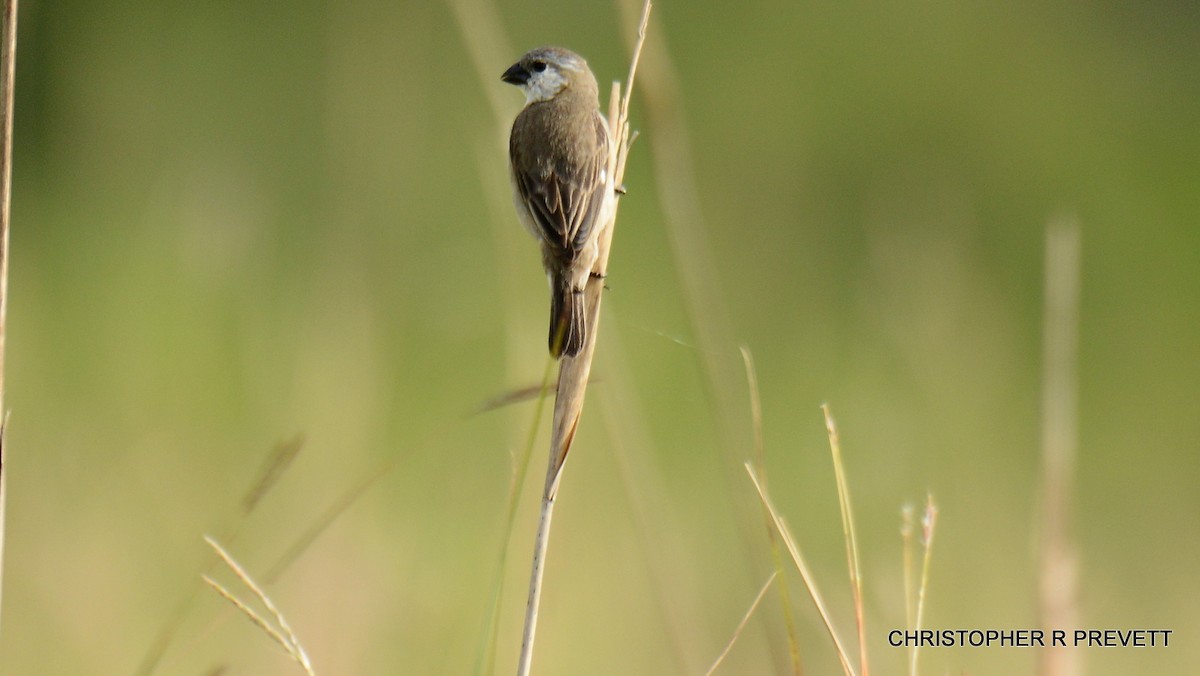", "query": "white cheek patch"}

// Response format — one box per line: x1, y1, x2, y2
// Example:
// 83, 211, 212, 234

524, 69, 570, 103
